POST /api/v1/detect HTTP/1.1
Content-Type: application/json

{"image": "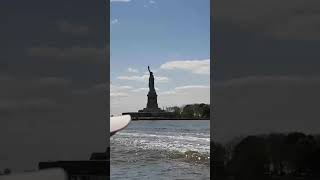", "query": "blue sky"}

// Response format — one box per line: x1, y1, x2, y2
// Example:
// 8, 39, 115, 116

110, 0, 210, 115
